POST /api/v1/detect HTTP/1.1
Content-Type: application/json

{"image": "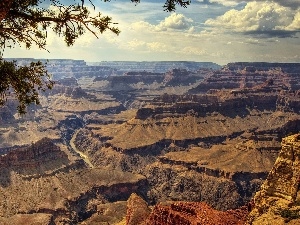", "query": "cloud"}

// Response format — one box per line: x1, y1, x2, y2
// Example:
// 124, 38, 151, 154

179, 46, 208, 56
206, 0, 240, 7
126, 39, 146, 50
146, 42, 168, 52
205, 1, 300, 37
247, 0, 300, 10
130, 13, 194, 32
130, 21, 154, 31
195, 0, 239, 7
4, 0, 300, 65
120, 39, 169, 53
206, 0, 300, 9
284, 11, 300, 30
156, 13, 194, 31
